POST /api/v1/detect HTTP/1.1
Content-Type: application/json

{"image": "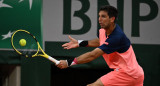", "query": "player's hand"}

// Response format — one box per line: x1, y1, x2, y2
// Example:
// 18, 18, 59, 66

62, 35, 79, 49
57, 60, 68, 69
